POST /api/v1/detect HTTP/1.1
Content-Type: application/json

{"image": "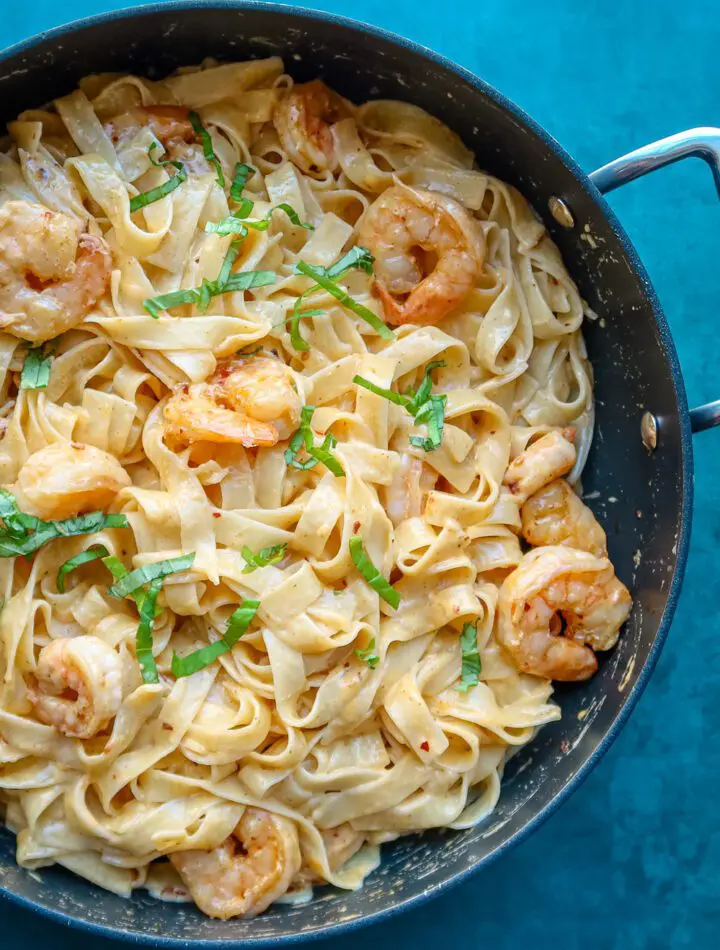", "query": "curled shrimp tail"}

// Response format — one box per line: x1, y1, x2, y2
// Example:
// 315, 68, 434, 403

170, 808, 302, 919
498, 546, 631, 682
359, 185, 484, 327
